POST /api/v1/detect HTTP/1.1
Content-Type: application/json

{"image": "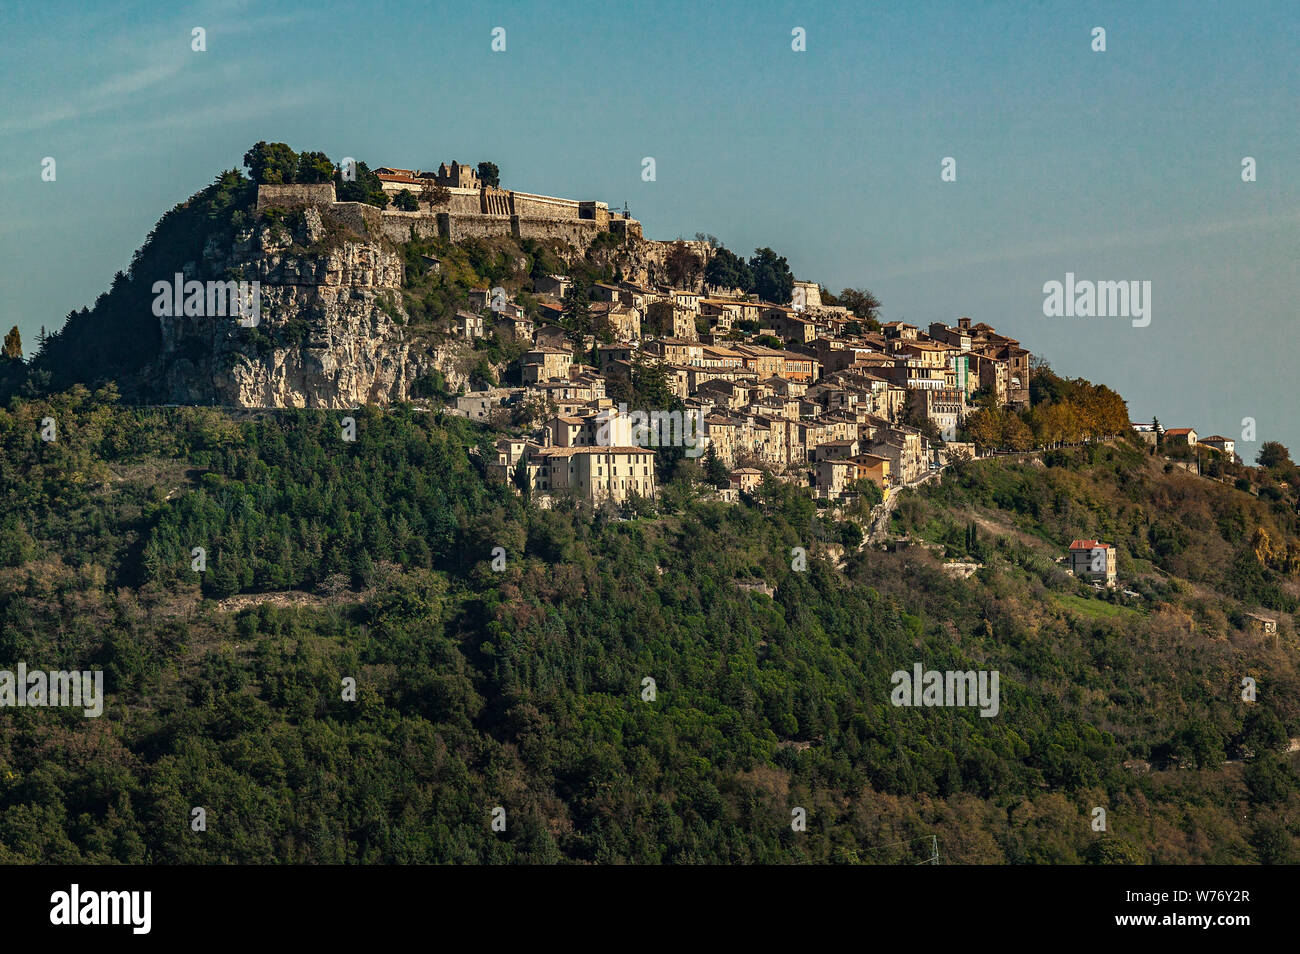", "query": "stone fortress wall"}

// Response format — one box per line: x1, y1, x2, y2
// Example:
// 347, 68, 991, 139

256, 160, 644, 250
257, 174, 642, 252
255, 183, 338, 211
